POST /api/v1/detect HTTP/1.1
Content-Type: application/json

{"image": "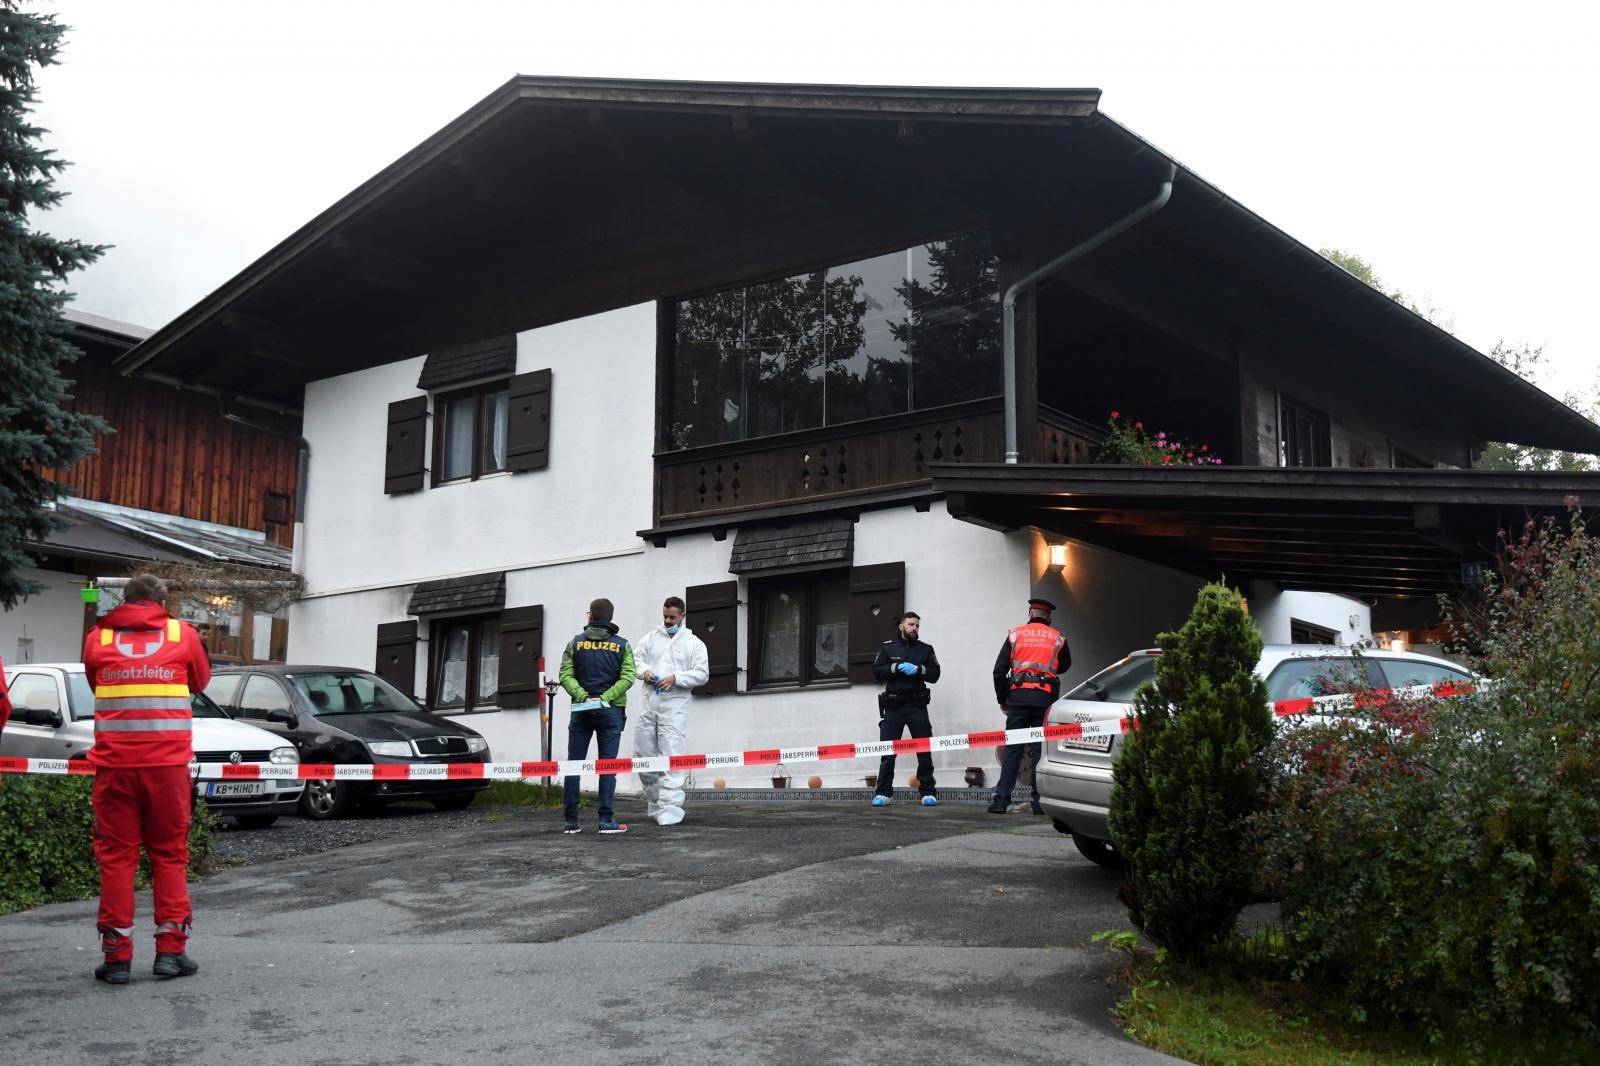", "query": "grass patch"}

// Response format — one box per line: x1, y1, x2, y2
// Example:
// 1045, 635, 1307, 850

471, 781, 566, 809
1105, 935, 1599, 1066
